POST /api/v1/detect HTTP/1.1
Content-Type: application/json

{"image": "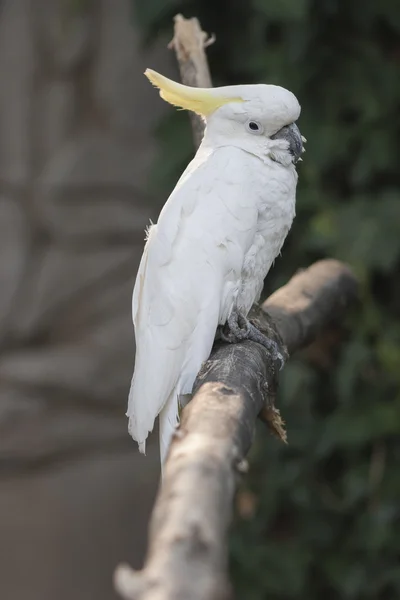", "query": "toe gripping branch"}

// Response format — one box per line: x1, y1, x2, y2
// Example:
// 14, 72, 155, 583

220, 308, 288, 369
218, 305, 289, 442
242, 307, 290, 442
248, 309, 290, 443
